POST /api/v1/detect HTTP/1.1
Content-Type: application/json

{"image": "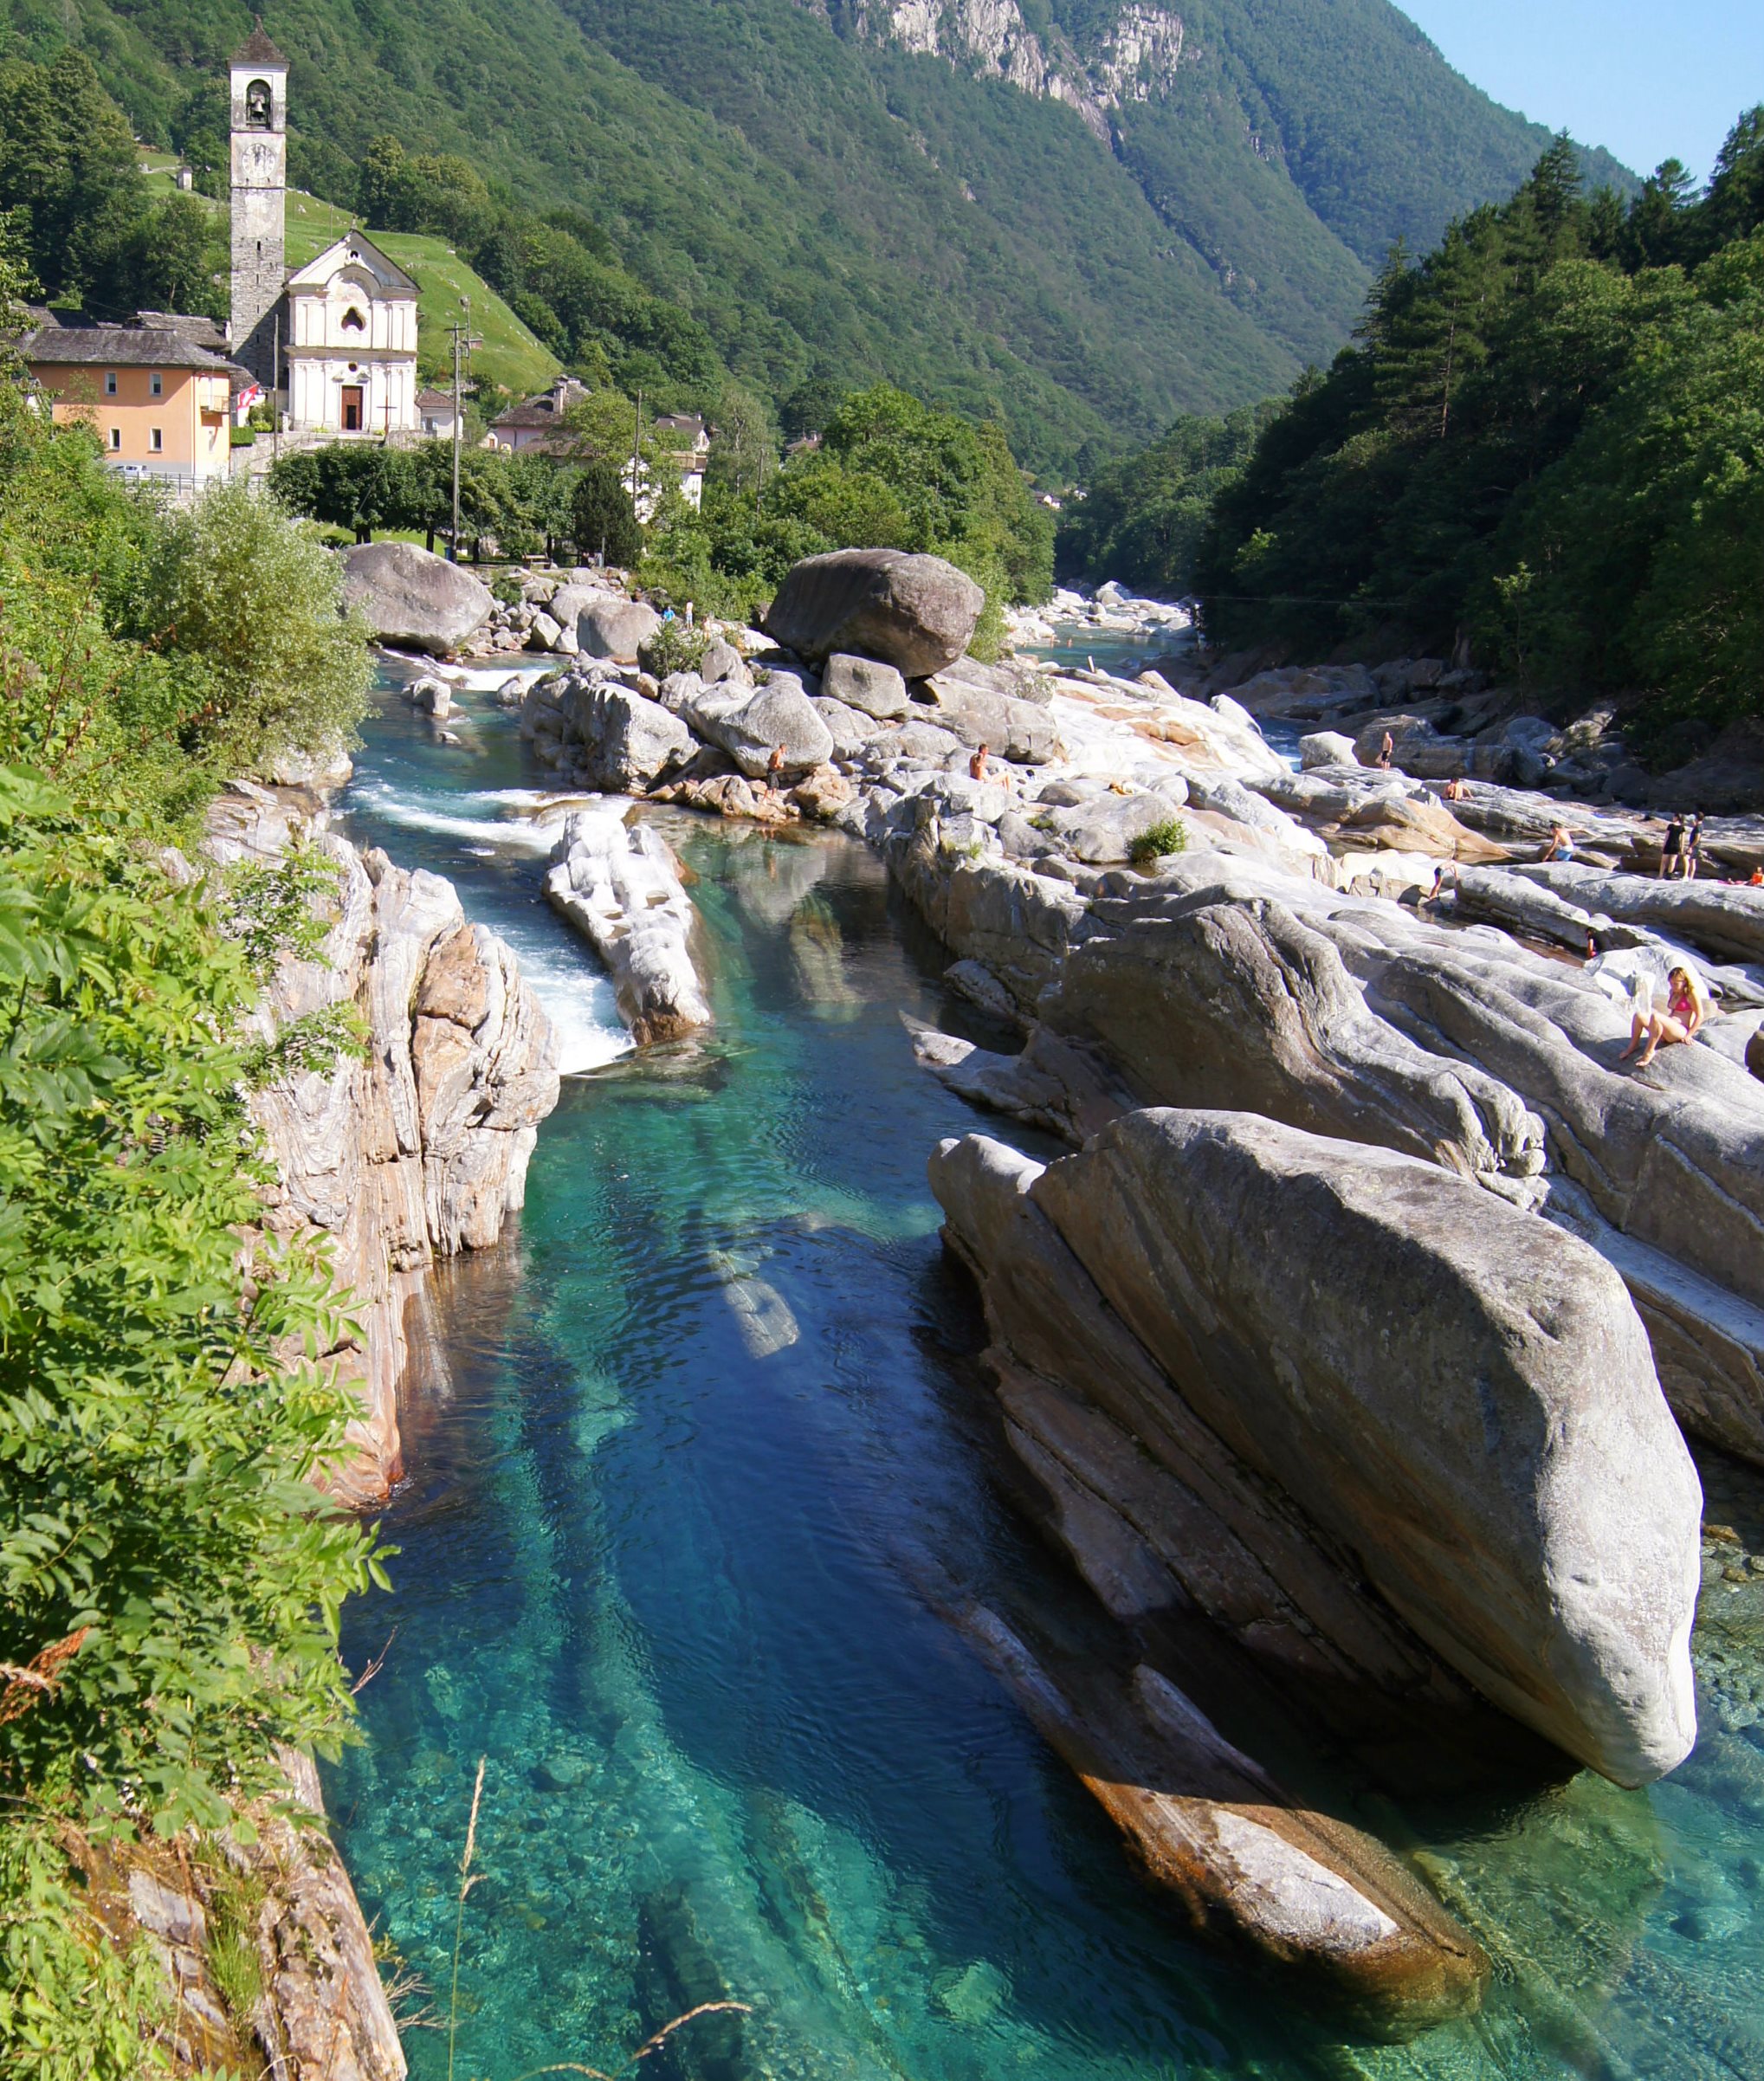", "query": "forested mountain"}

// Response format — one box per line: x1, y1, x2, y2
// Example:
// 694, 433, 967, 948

1190, 126, 1764, 734
0, 0, 1627, 471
